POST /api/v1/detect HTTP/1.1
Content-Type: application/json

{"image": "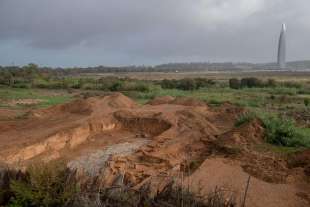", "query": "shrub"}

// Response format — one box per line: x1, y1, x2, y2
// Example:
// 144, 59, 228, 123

109, 81, 124, 91
177, 78, 197, 90
75, 183, 236, 207
133, 82, 151, 92
236, 112, 309, 148
262, 117, 308, 147
240, 77, 262, 88
160, 78, 215, 91
161, 79, 178, 89
194, 78, 215, 88
3, 162, 239, 207
11, 83, 31, 89
121, 81, 151, 92
229, 78, 241, 89
9, 162, 78, 207
229, 77, 281, 89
